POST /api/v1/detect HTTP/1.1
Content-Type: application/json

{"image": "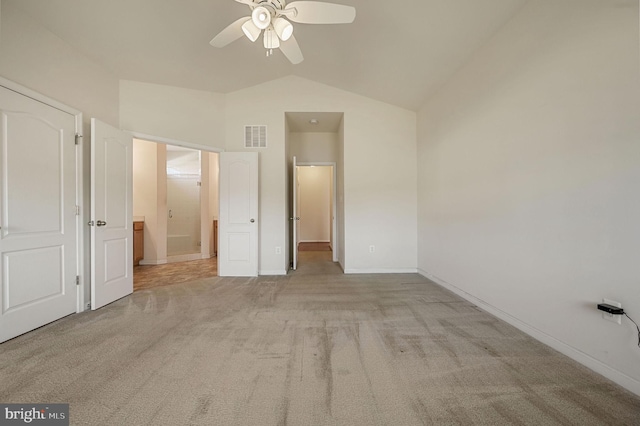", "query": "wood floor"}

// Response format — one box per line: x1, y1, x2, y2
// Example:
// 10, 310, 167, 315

134, 257, 218, 291
298, 242, 332, 251
134, 245, 333, 291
